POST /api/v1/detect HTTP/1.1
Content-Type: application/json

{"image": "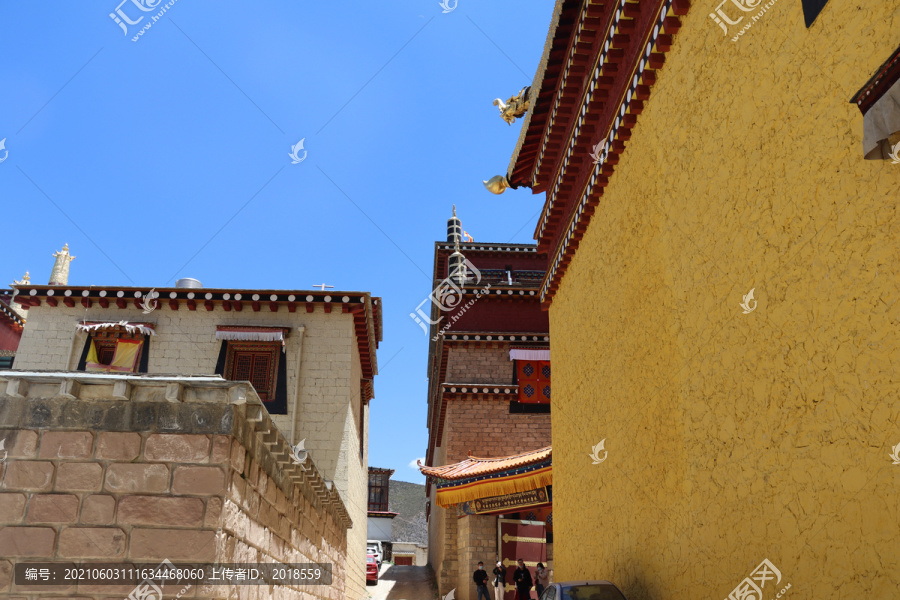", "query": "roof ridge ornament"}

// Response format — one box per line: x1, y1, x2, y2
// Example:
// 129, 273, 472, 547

483, 175, 511, 195
493, 86, 531, 125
